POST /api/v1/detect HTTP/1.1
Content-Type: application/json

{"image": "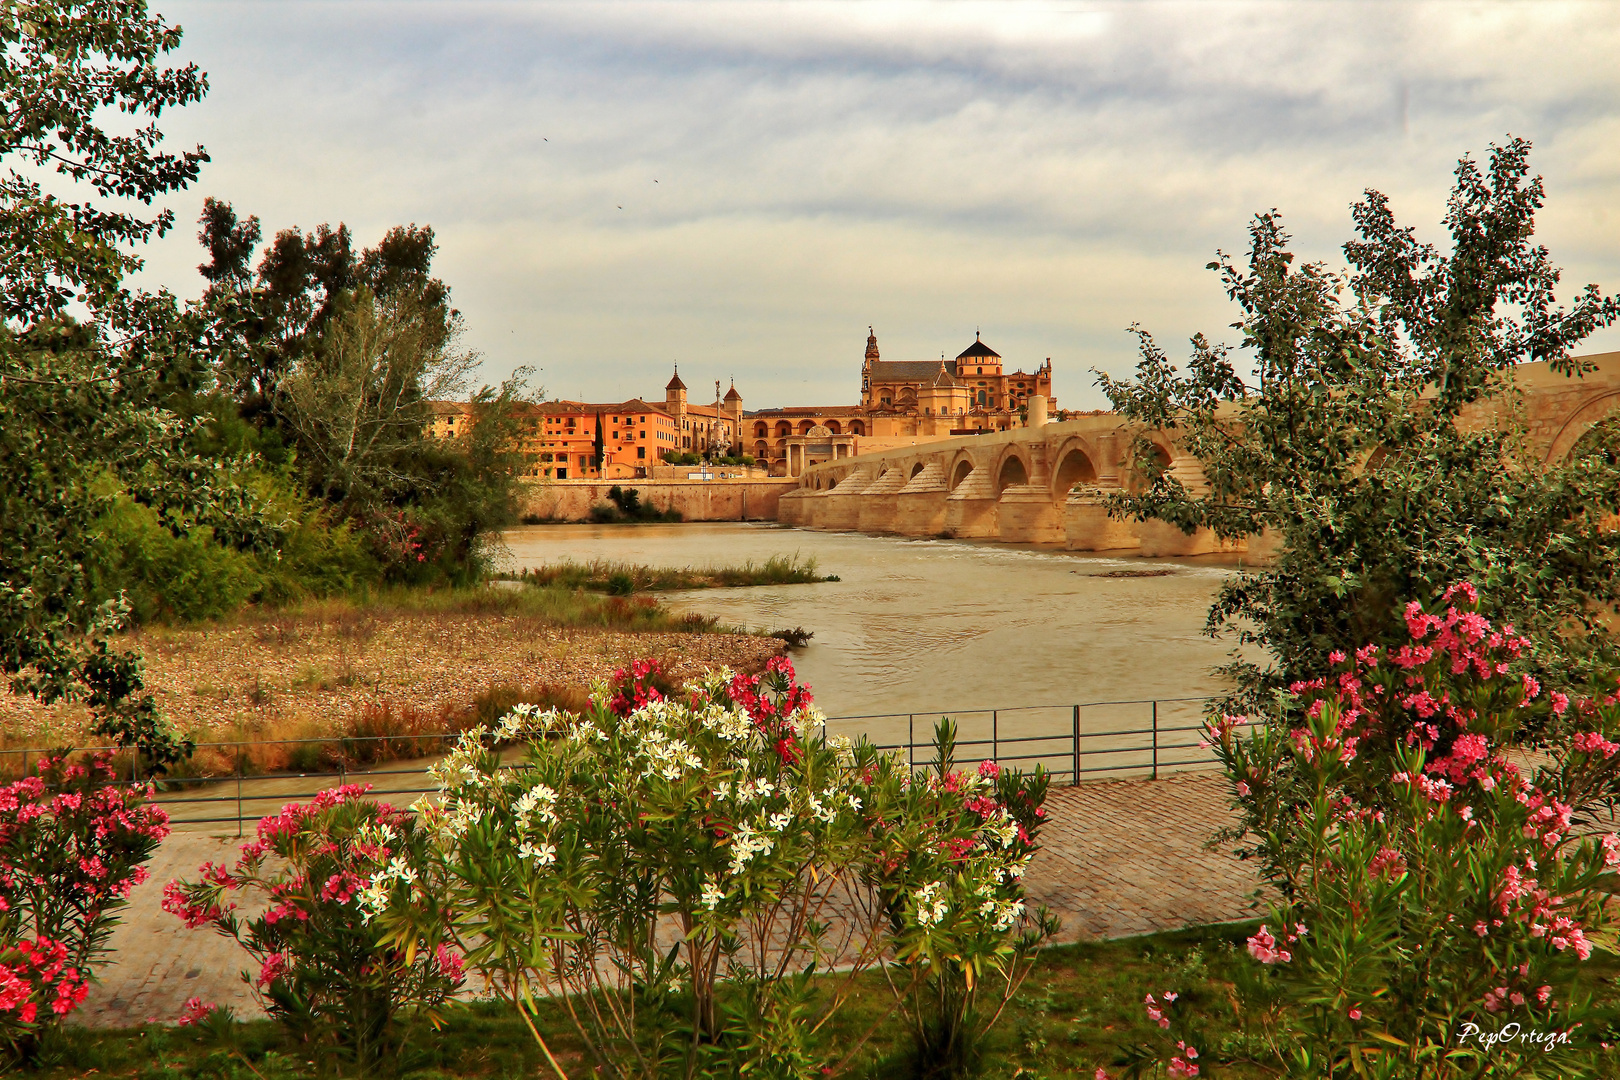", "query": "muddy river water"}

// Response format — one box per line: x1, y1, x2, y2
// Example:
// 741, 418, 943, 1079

500, 524, 1255, 774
